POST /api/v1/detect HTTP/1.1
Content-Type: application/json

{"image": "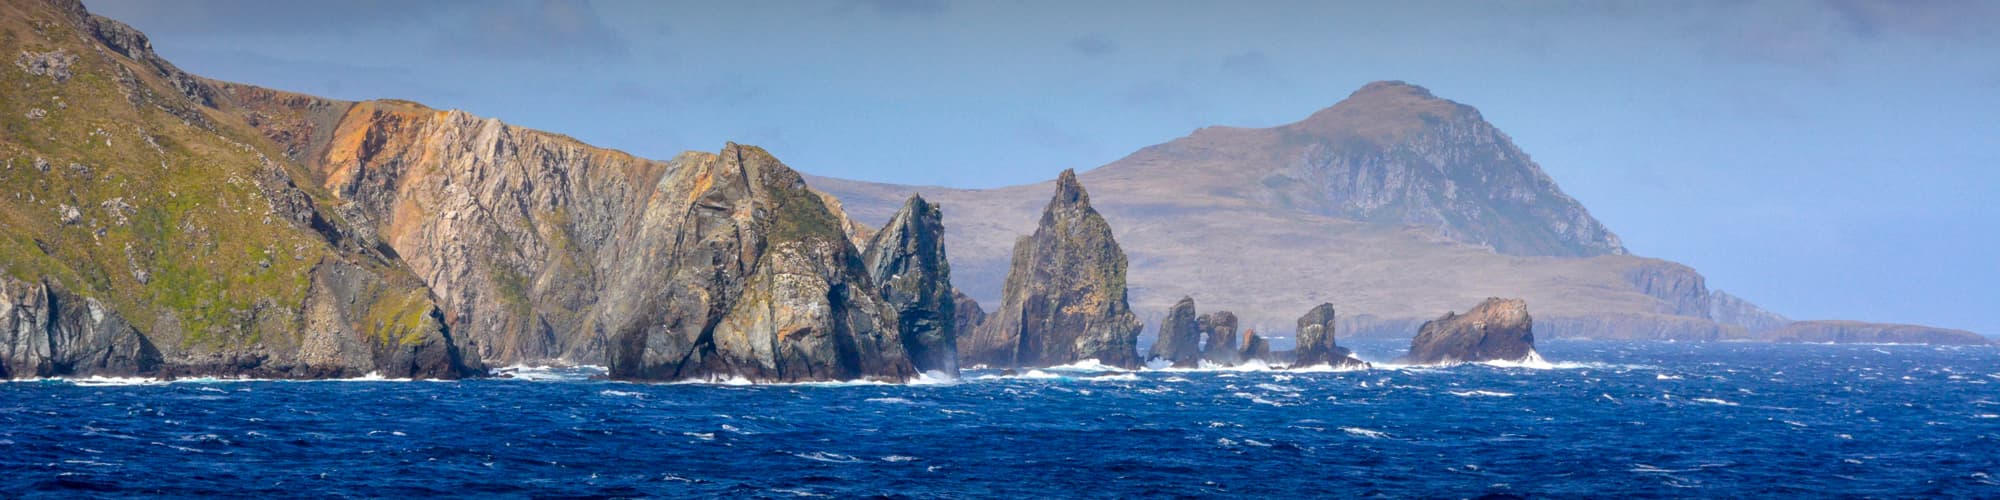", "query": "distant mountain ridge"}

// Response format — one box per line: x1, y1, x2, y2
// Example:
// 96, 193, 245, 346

810, 82, 1754, 342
